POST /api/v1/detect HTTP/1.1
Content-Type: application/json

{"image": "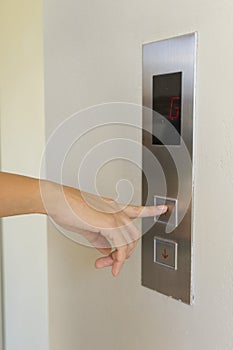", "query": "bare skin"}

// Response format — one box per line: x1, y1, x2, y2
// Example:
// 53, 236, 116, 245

0, 172, 167, 276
